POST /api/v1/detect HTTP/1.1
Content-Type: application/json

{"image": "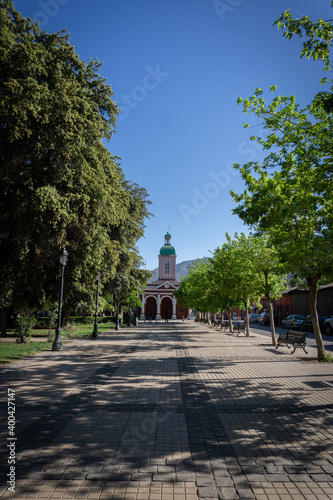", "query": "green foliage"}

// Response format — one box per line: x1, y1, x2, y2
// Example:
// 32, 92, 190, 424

0, 1, 152, 319
175, 233, 286, 335
274, 9, 333, 72
175, 260, 214, 313
321, 351, 333, 362
231, 87, 333, 285
14, 315, 36, 339
230, 5, 333, 359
